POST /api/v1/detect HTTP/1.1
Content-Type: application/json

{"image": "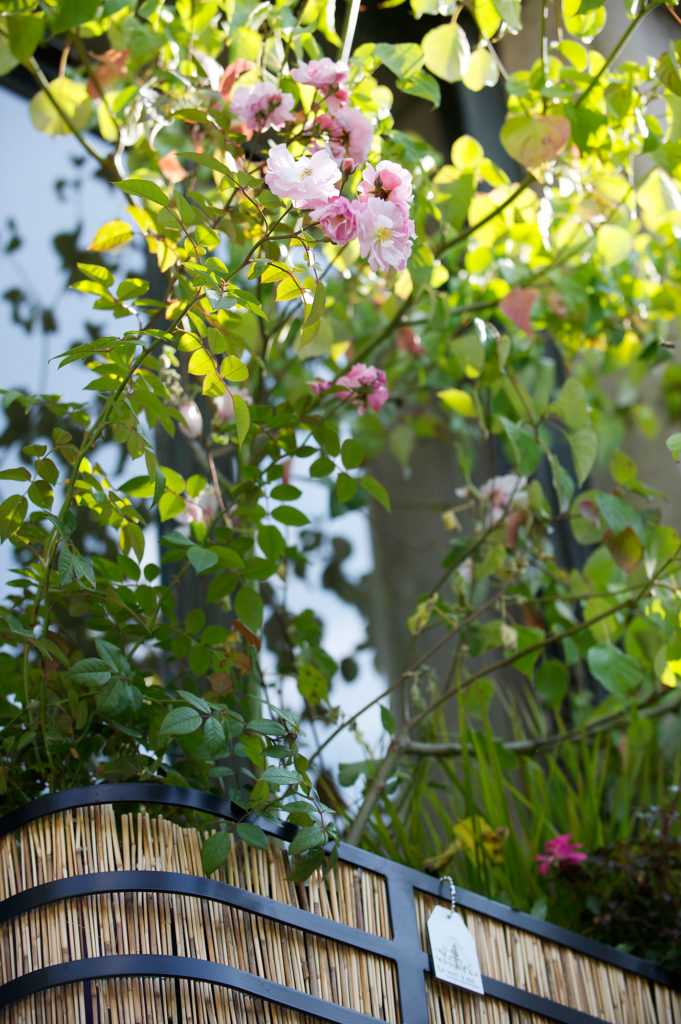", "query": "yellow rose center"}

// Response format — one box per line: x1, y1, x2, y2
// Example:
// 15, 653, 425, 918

375, 226, 392, 242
